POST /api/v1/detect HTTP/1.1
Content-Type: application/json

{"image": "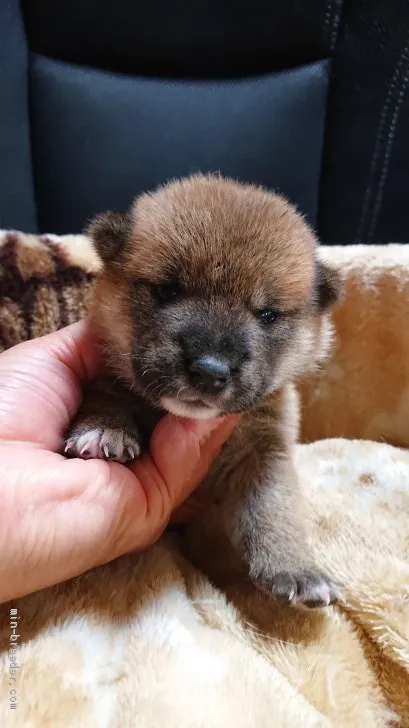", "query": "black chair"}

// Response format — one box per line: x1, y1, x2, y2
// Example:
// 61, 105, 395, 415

1, 0, 409, 243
